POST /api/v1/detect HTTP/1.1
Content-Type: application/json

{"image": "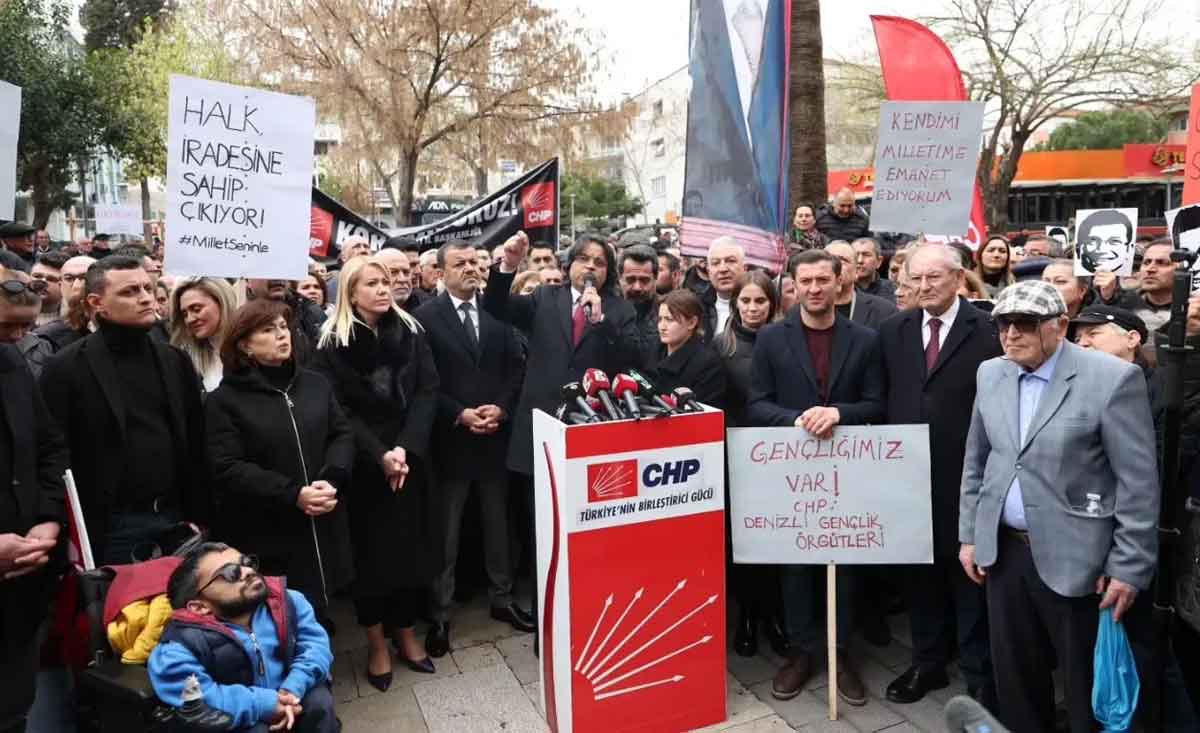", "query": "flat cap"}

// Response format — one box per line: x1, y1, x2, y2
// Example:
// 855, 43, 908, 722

1071, 304, 1148, 343
993, 280, 1066, 318
0, 222, 35, 238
